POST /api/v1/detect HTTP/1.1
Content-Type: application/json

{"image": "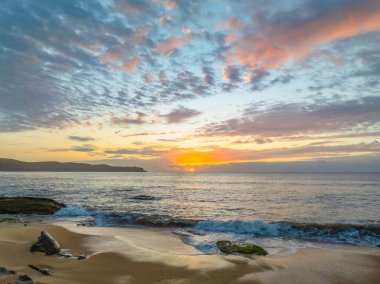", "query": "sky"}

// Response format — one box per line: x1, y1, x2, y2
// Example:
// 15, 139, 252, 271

1, 0, 380, 172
